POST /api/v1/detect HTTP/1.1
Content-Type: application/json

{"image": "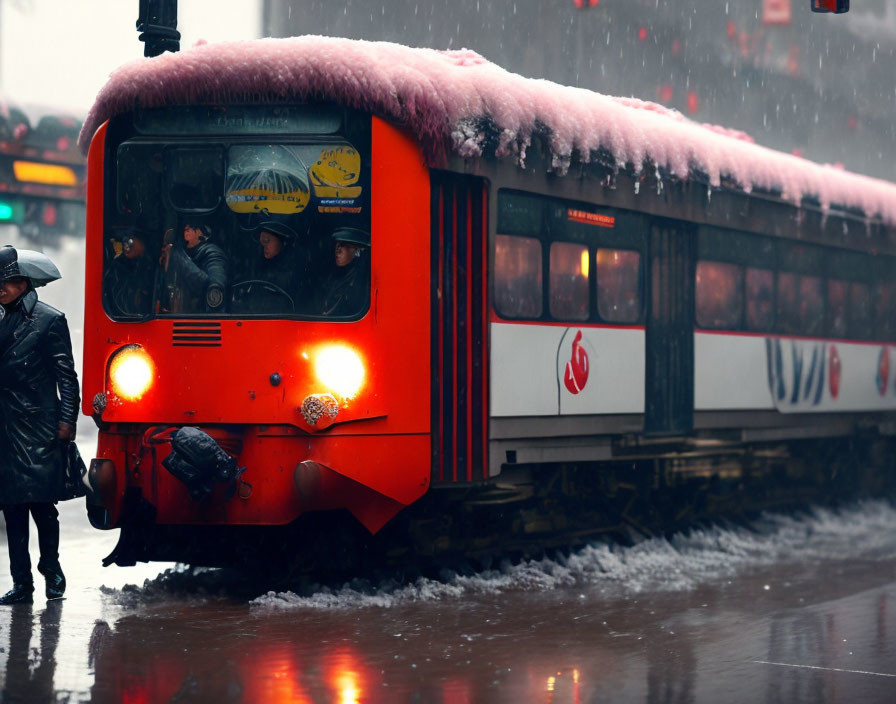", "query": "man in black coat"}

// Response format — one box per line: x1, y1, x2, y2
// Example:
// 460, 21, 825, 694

0, 246, 79, 605
102, 229, 155, 318
319, 228, 370, 317
160, 221, 229, 313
